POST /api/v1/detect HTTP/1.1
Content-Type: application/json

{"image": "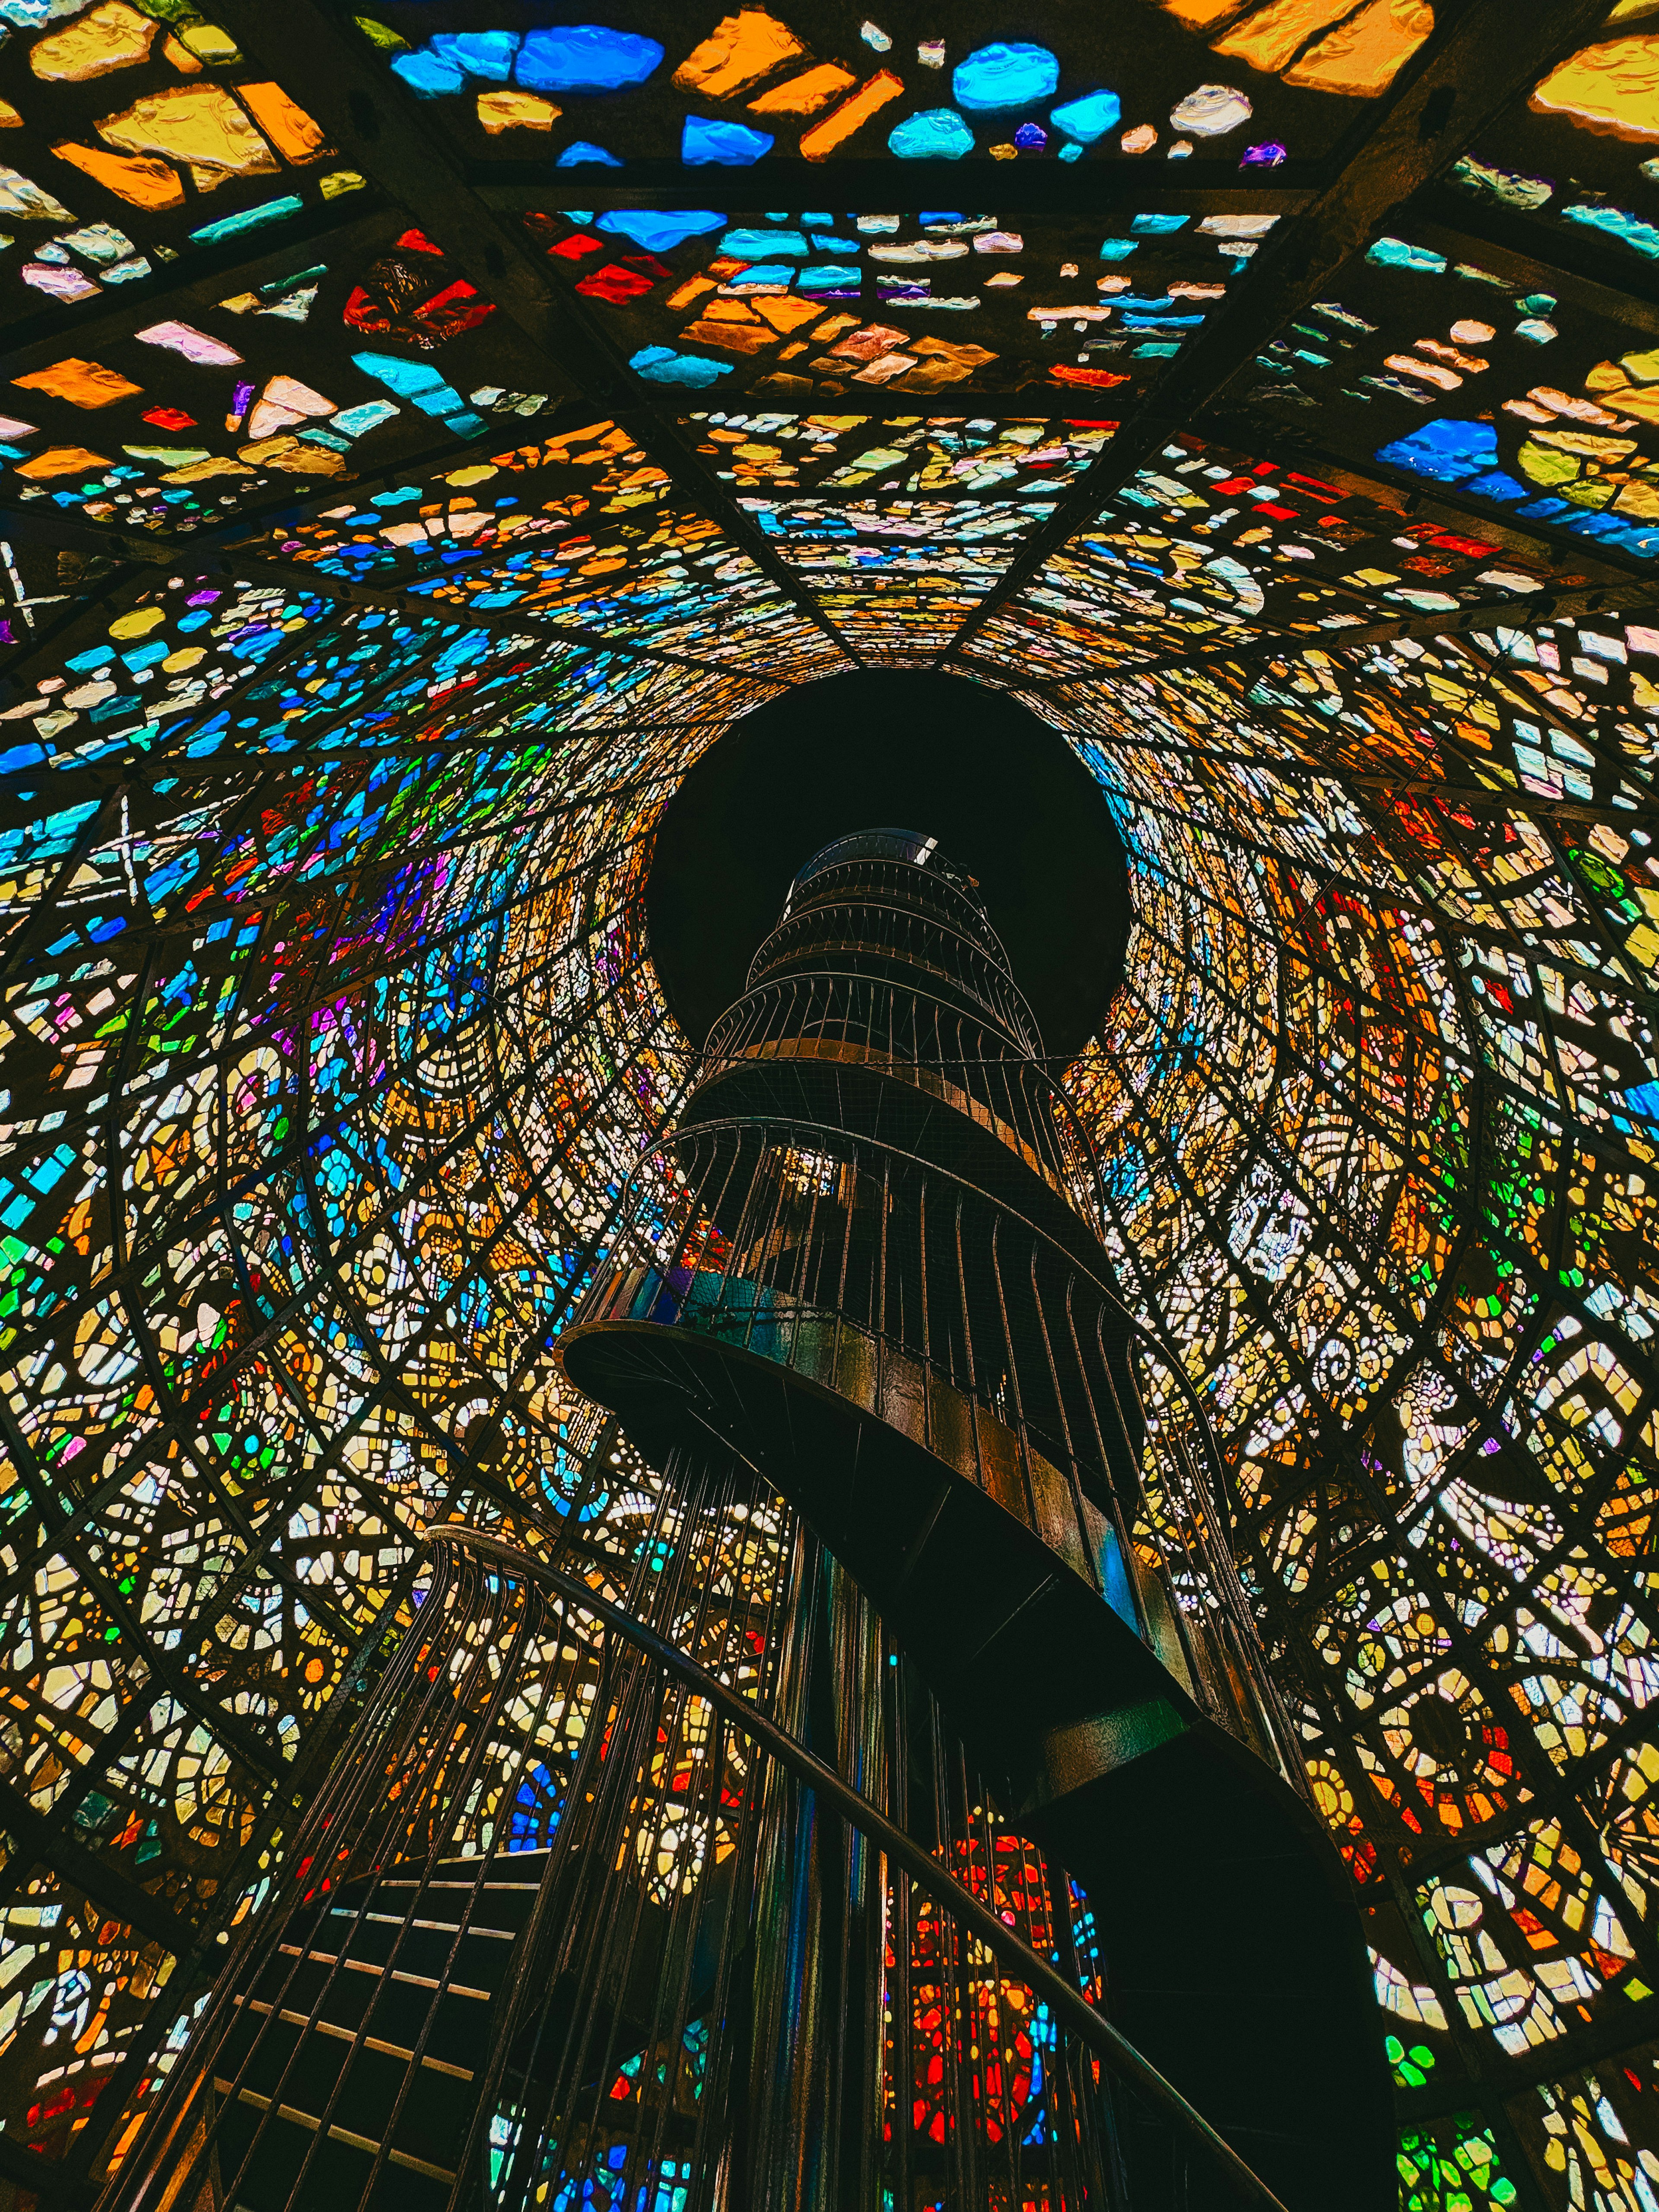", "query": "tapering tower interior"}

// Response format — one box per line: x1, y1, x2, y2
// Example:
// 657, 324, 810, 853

0, 4, 1656, 2209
